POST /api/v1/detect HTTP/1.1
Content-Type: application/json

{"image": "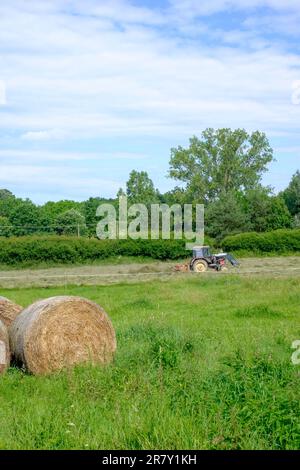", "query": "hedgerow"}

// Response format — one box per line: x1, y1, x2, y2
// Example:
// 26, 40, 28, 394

222, 229, 300, 253
0, 236, 199, 266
